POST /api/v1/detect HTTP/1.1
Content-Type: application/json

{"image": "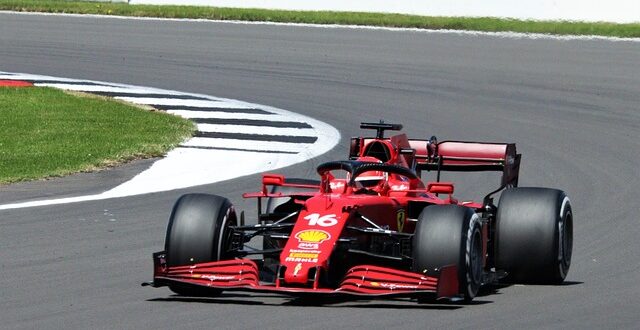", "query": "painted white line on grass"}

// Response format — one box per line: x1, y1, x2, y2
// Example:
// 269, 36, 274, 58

1, 10, 638, 43
0, 71, 340, 210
